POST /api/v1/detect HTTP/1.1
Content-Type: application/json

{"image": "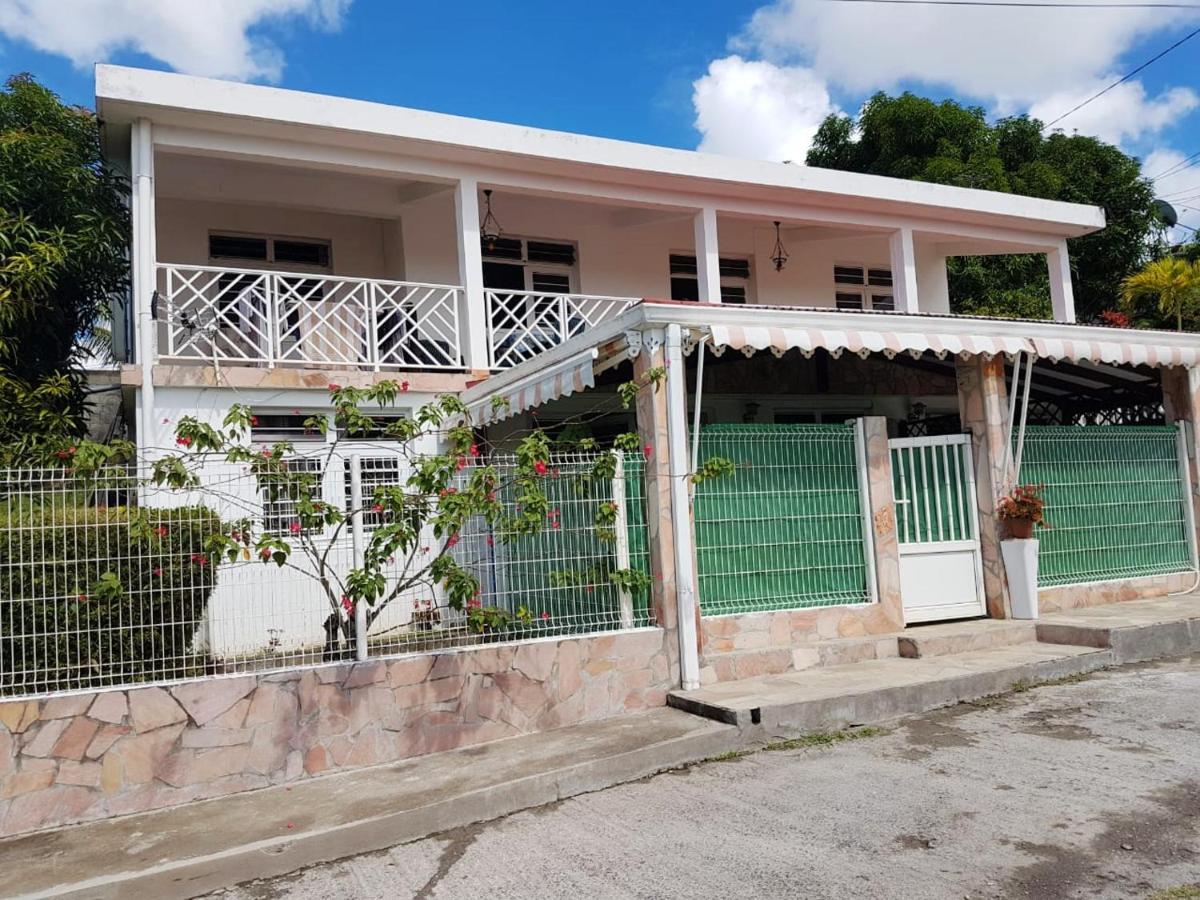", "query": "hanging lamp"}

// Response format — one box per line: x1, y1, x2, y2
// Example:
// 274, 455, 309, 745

770, 221, 789, 272
480, 189, 503, 252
